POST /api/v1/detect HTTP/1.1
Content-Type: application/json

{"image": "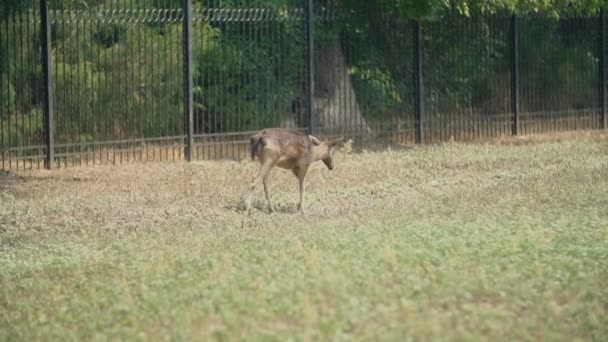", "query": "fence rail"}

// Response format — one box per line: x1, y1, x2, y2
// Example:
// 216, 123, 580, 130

1, 0, 606, 170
